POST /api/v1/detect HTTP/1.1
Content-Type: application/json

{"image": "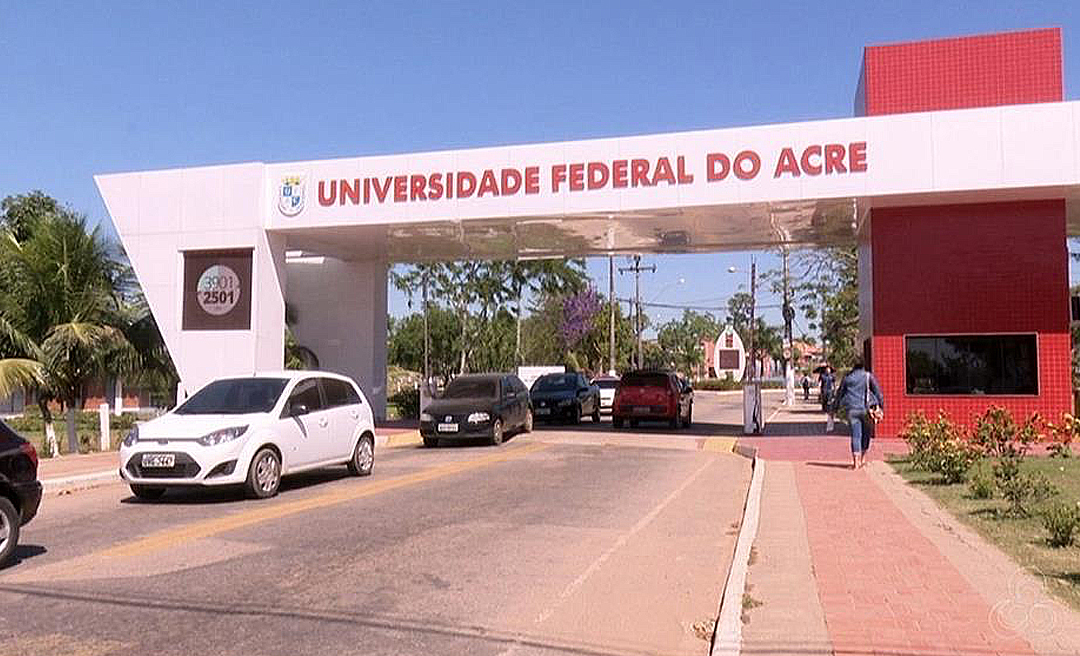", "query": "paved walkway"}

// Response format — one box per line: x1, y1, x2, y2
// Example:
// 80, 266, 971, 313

738, 401, 1080, 656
